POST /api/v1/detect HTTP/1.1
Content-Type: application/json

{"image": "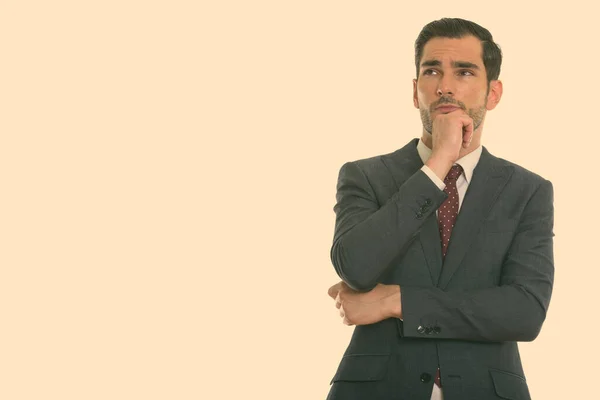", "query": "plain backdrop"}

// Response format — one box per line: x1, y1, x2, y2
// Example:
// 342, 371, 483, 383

1, 1, 597, 399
